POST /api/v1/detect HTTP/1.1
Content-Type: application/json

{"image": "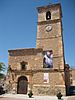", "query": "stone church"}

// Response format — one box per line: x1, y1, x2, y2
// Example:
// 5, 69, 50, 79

7, 3, 71, 95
